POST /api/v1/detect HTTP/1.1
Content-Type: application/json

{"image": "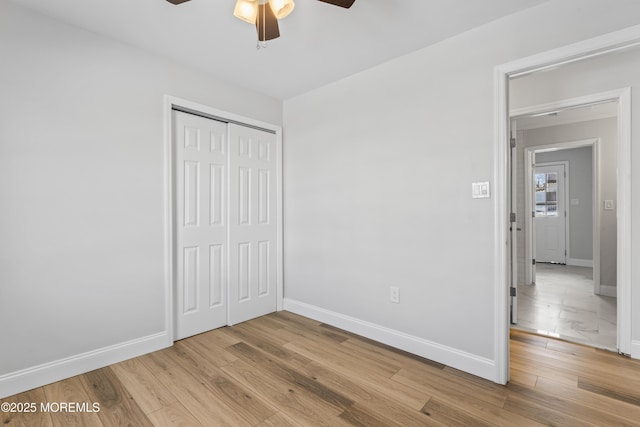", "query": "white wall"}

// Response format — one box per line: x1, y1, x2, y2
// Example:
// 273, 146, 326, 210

283, 0, 640, 380
0, 1, 281, 396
